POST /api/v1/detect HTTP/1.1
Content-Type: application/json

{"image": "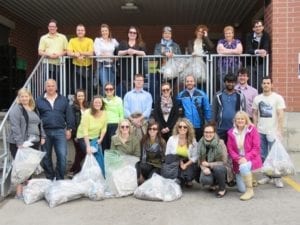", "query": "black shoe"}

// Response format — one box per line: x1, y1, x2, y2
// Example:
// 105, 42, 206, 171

216, 190, 227, 198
